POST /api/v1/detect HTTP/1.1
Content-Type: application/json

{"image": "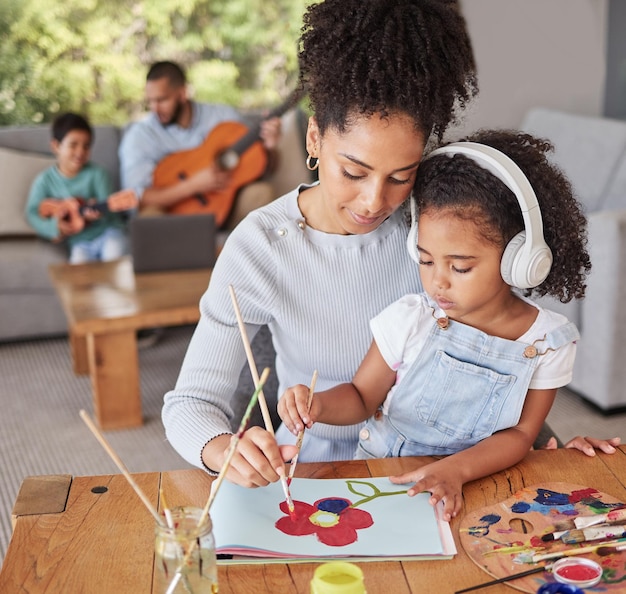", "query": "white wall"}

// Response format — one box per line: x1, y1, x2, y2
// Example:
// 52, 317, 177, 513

452, 0, 608, 136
